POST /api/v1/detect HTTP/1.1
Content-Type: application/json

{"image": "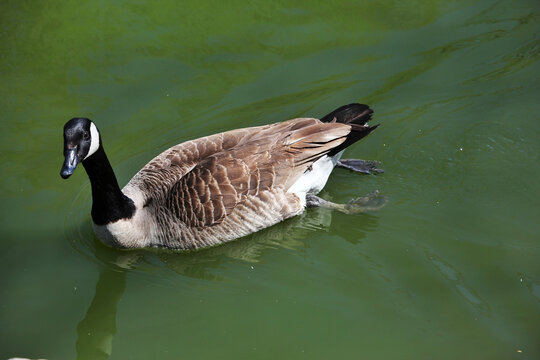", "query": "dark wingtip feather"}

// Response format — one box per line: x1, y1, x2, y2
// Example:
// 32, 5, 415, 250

320, 103, 373, 125
322, 103, 379, 157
